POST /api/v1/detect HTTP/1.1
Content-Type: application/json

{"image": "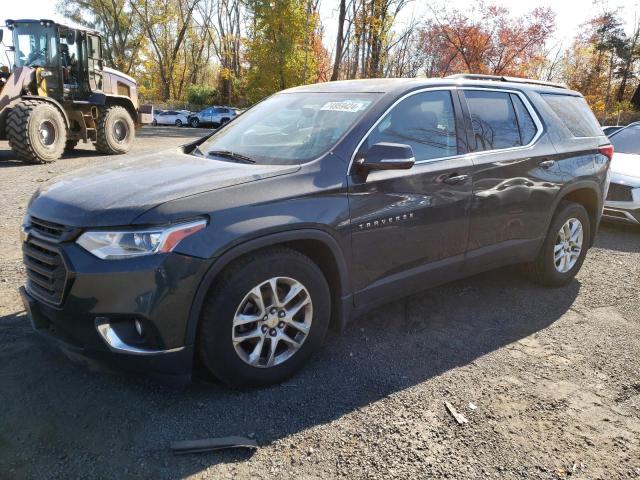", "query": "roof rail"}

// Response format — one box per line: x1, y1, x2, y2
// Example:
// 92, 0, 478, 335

445, 74, 567, 90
